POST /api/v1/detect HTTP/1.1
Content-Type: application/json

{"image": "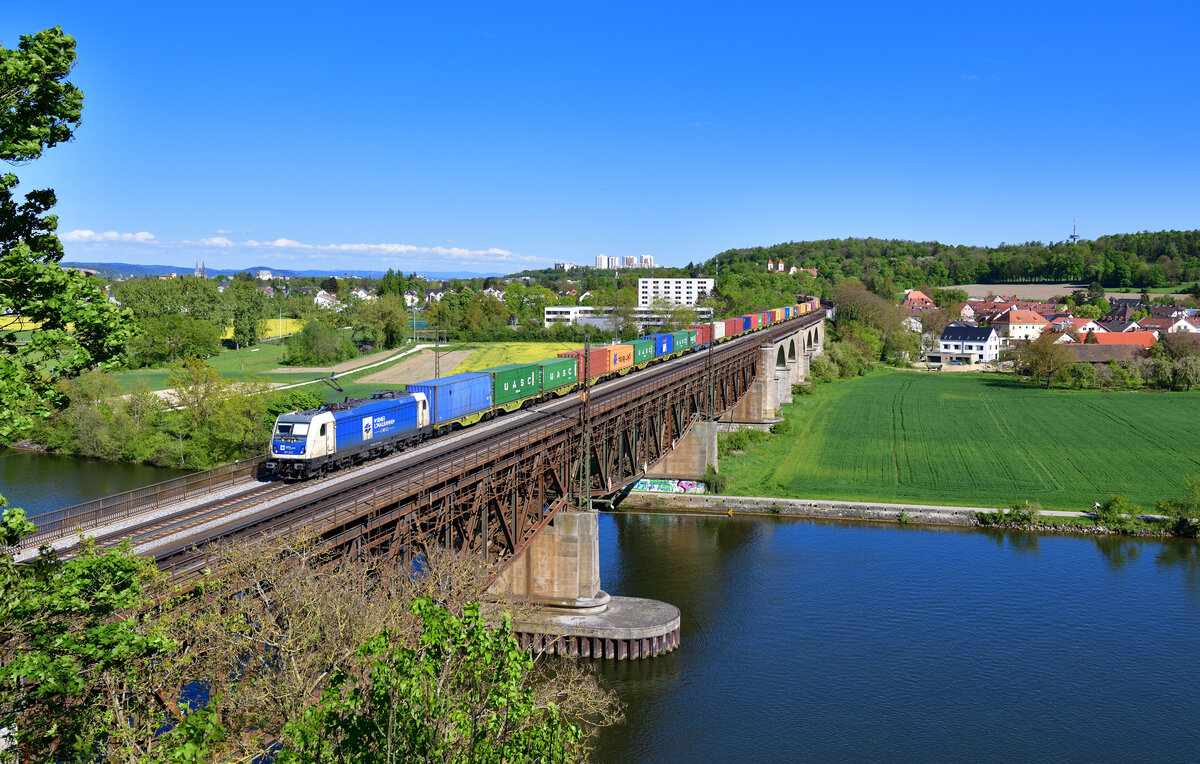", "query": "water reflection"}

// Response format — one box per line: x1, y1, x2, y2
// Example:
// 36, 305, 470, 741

1093, 534, 1143, 570
1156, 538, 1200, 598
